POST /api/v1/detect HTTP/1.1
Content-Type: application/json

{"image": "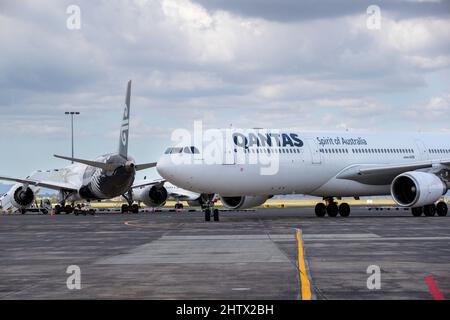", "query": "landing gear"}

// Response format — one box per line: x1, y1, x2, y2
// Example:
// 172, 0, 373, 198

202, 199, 219, 222
205, 209, 211, 221
318, 198, 351, 217
314, 203, 326, 217
213, 209, 219, 221
121, 204, 129, 214
436, 201, 448, 216
423, 204, 436, 217
54, 205, 62, 215
131, 204, 139, 214
338, 203, 351, 217
326, 202, 338, 217
175, 203, 184, 210
64, 205, 73, 214
411, 207, 423, 217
